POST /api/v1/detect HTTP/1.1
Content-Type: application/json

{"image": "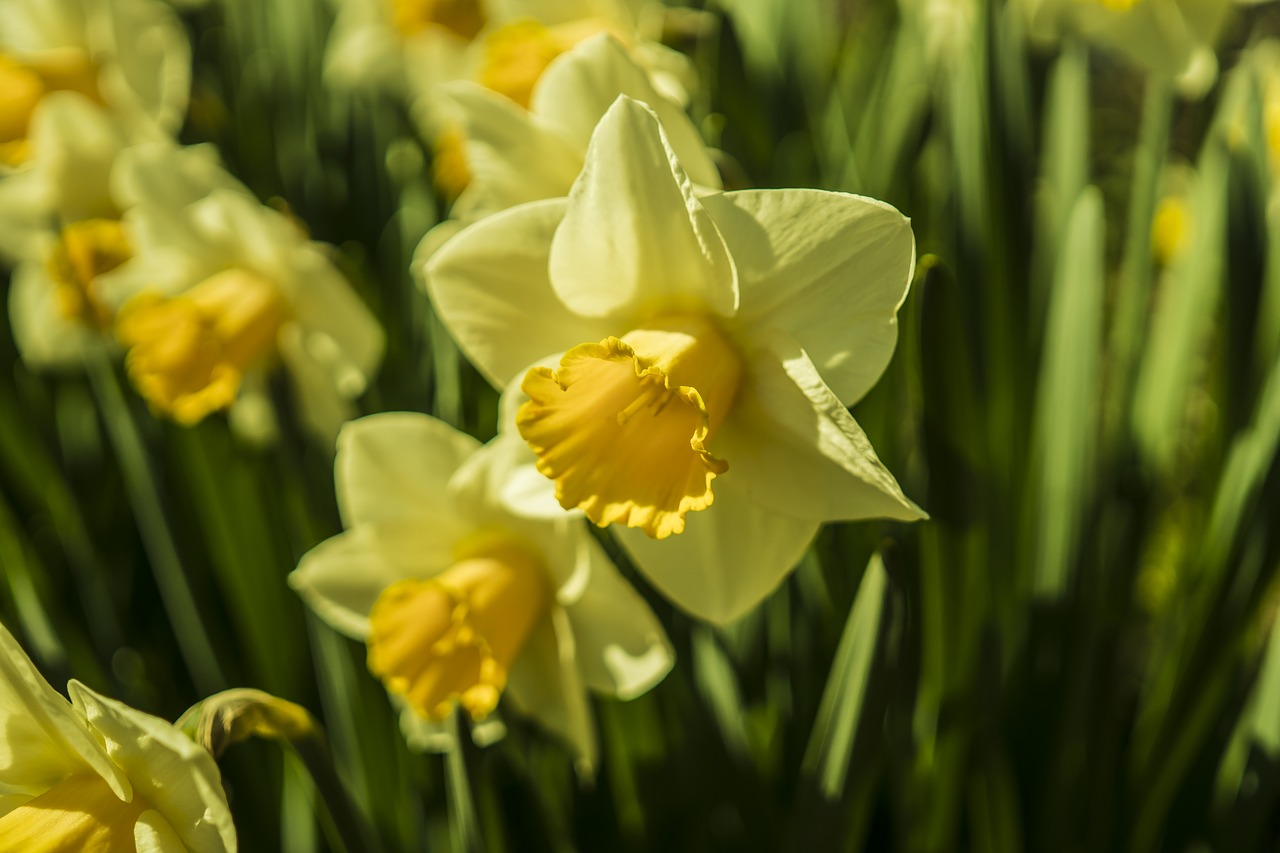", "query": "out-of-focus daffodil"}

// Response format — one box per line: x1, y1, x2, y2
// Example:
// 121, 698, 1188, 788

0, 622, 237, 852
289, 412, 673, 770
424, 97, 924, 625
0, 0, 189, 170
325, 0, 693, 109
426, 32, 717, 228
100, 144, 384, 444
3, 94, 132, 368
1021, 0, 1231, 95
